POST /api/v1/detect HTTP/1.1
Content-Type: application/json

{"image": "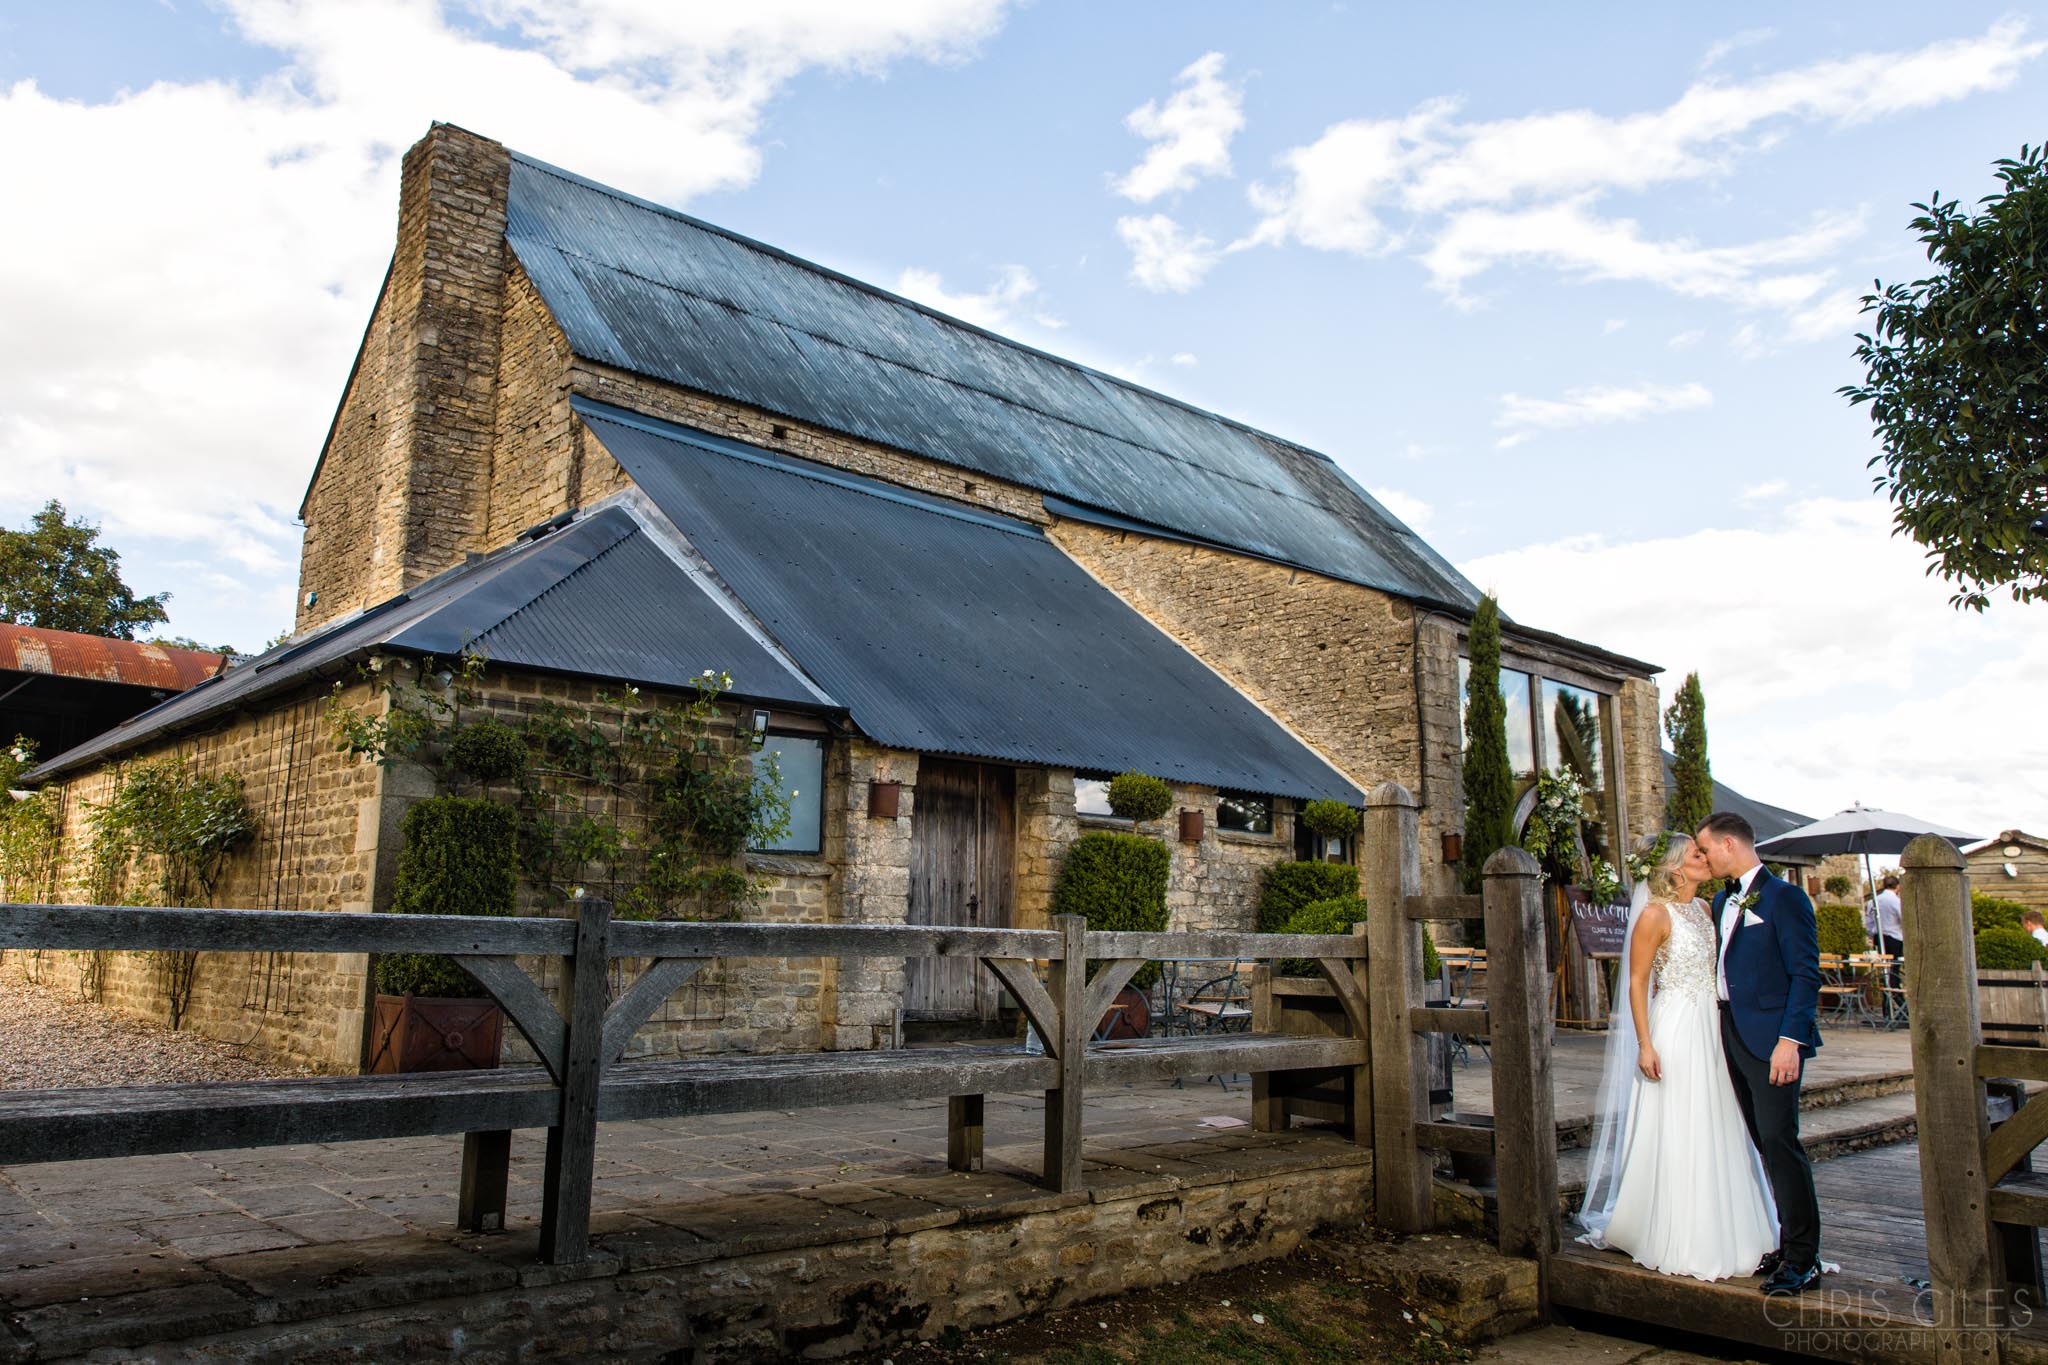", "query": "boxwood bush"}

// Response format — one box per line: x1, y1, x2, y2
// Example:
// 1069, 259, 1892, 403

1052, 831, 1170, 987
1815, 905, 1870, 958
379, 795, 520, 997
1976, 925, 2048, 970
1974, 892, 2033, 935
1106, 771, 1174, 823
1276, 896, 1435, 980
1257, 860, 1359, 933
